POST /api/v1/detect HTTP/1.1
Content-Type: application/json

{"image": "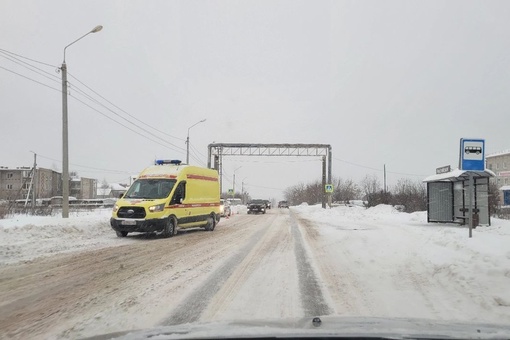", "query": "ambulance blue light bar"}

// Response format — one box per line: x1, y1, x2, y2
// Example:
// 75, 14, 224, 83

155, 159, 182, 165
